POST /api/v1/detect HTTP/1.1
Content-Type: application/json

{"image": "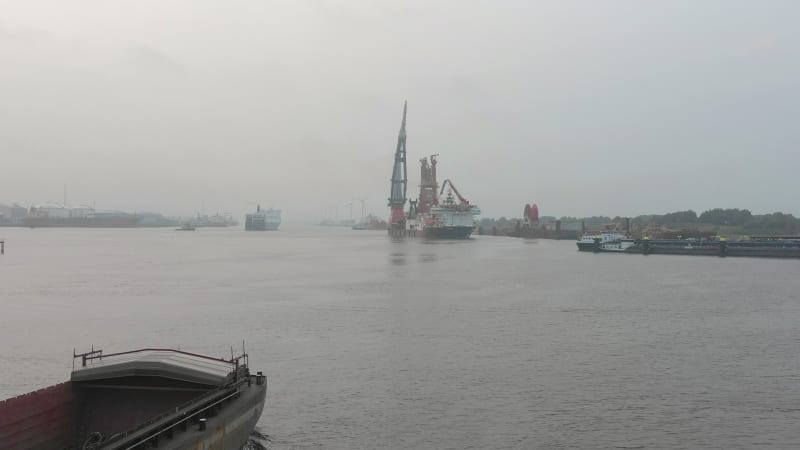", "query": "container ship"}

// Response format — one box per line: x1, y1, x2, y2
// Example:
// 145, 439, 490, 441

245, 205, 281, 231
0, 347, 266, 450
